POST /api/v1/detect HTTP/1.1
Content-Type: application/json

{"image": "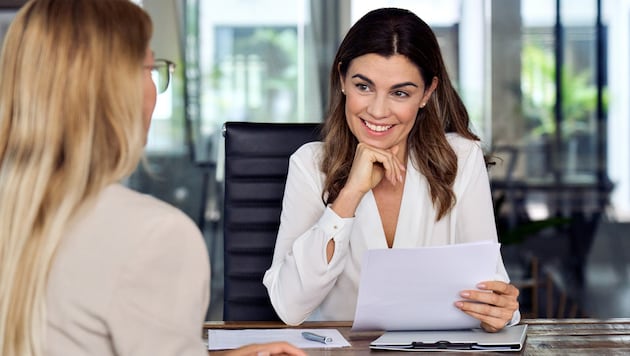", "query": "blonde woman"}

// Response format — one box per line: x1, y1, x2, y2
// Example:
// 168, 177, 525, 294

0, 1, 304, 356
